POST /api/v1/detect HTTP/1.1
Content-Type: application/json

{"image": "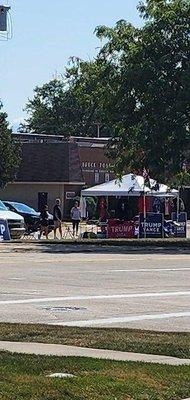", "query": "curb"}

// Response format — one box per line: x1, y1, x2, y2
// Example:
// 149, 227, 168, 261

2, 238, 190, 247
1, 239, 190, 254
